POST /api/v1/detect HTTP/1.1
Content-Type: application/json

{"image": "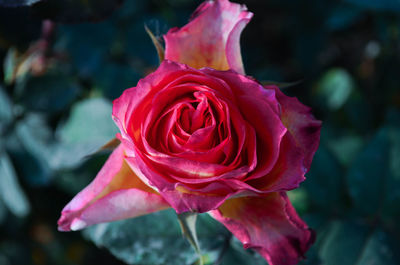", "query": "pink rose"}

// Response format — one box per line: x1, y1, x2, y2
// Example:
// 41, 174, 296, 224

58, 1, 321, 265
